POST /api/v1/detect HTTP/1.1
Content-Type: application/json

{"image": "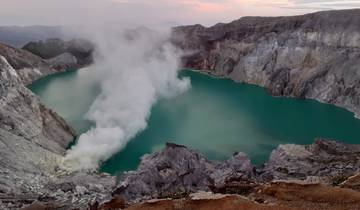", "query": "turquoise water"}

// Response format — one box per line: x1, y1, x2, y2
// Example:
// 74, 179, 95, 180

29, 69, 360, 175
